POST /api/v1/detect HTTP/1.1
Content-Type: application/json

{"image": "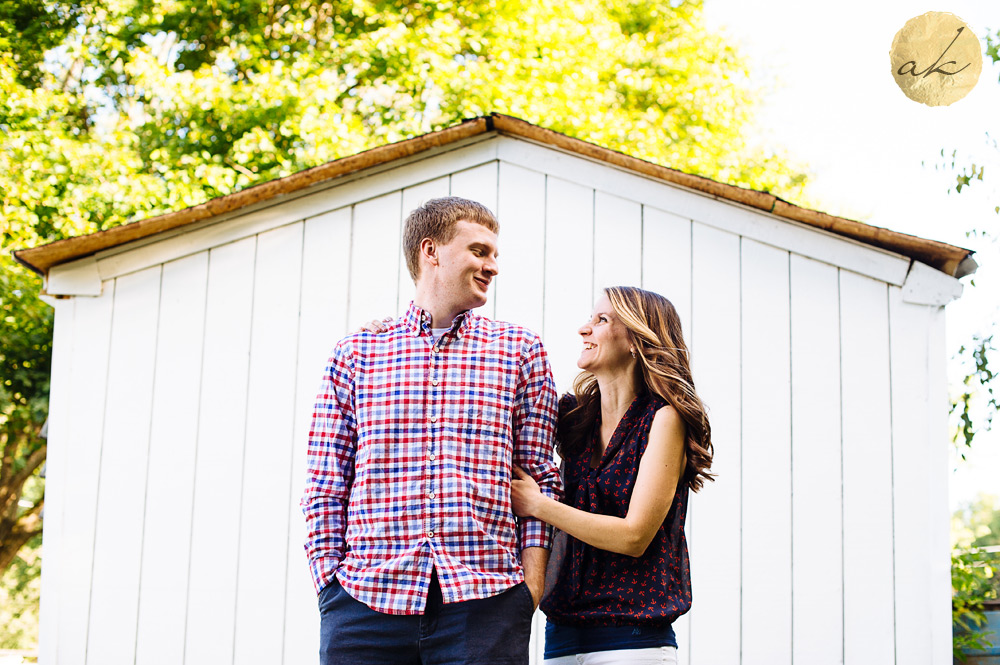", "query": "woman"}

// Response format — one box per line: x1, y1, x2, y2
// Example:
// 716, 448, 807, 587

511, 286, 713, 665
